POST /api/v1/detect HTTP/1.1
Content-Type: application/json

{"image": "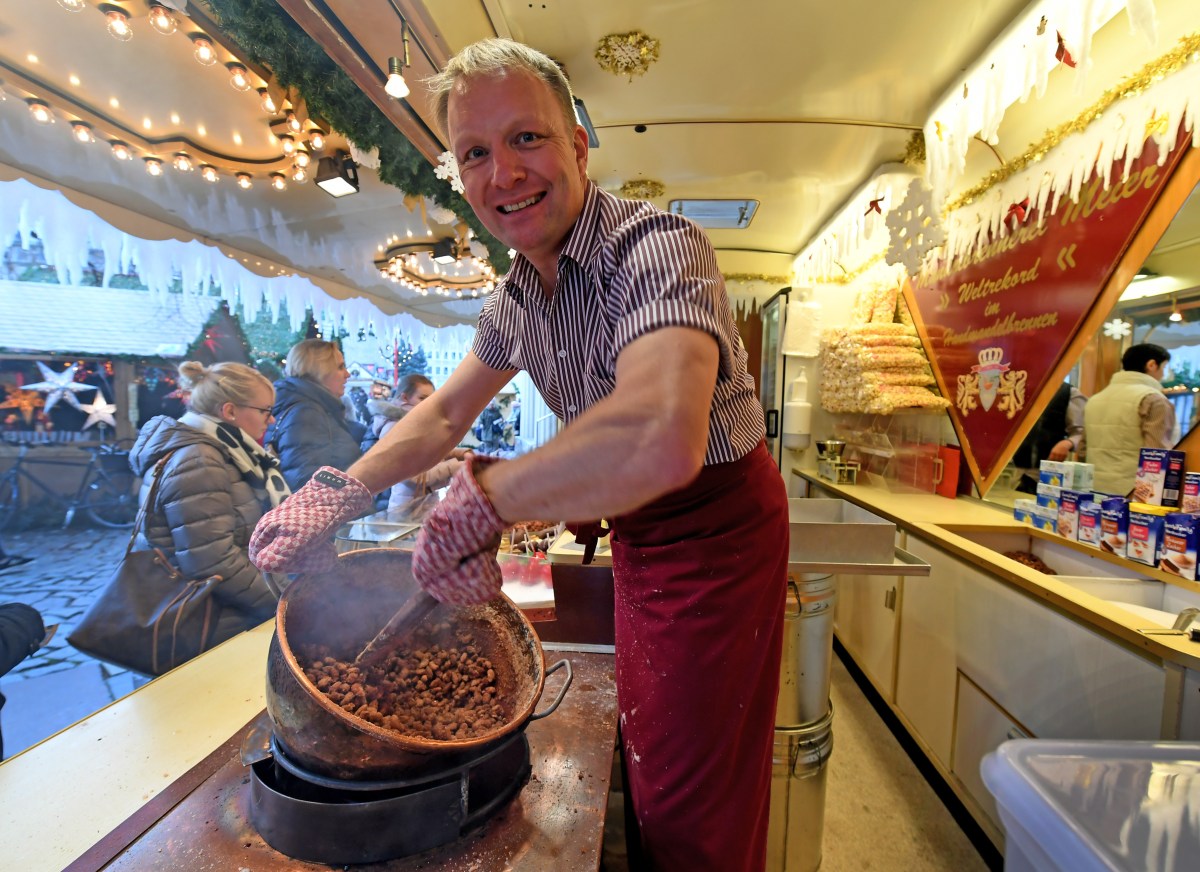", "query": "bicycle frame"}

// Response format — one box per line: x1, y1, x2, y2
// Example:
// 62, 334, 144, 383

1, 445, 135, 529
